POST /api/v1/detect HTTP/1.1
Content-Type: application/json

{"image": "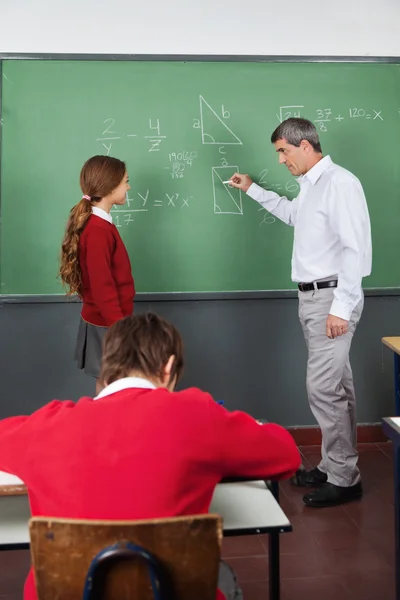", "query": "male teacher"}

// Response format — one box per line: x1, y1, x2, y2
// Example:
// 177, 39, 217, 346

229, 118, 372, 508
